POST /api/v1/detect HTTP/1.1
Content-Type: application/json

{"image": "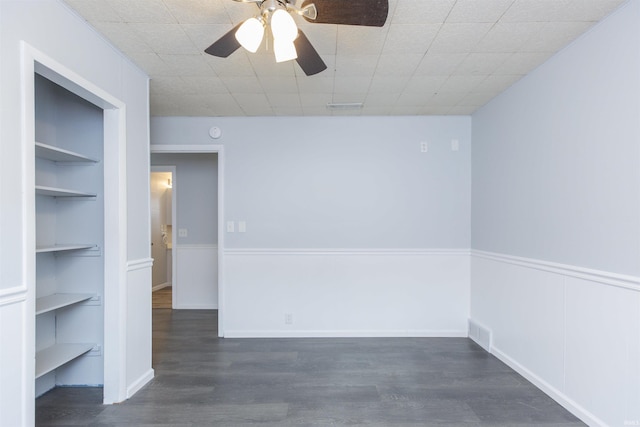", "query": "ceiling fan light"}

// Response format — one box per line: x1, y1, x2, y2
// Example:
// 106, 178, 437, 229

235, 17, 264, 53
273, 38, 297, 63
271, 9, 298, 41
